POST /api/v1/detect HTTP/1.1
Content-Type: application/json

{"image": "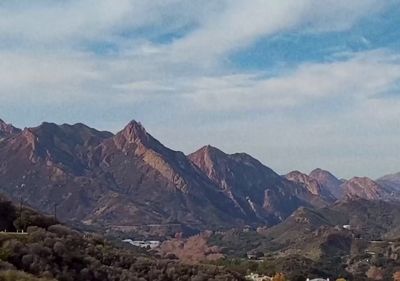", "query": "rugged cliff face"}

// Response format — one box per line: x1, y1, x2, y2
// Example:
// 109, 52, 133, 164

0, 118, 21, 139
340, 177, 387, 200
0, 122, 115, 222
308, 169, 394, 201
87, 121, 246, 229
309, 168, 344, 199
285, 170, 336, 202
188, 146, 329, 225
